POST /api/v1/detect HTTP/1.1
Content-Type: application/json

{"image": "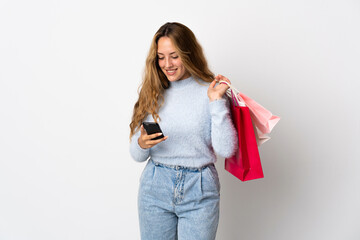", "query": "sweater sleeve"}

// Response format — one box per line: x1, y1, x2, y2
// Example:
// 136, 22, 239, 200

129, 129, 151, 162
209, 96, 238, 158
